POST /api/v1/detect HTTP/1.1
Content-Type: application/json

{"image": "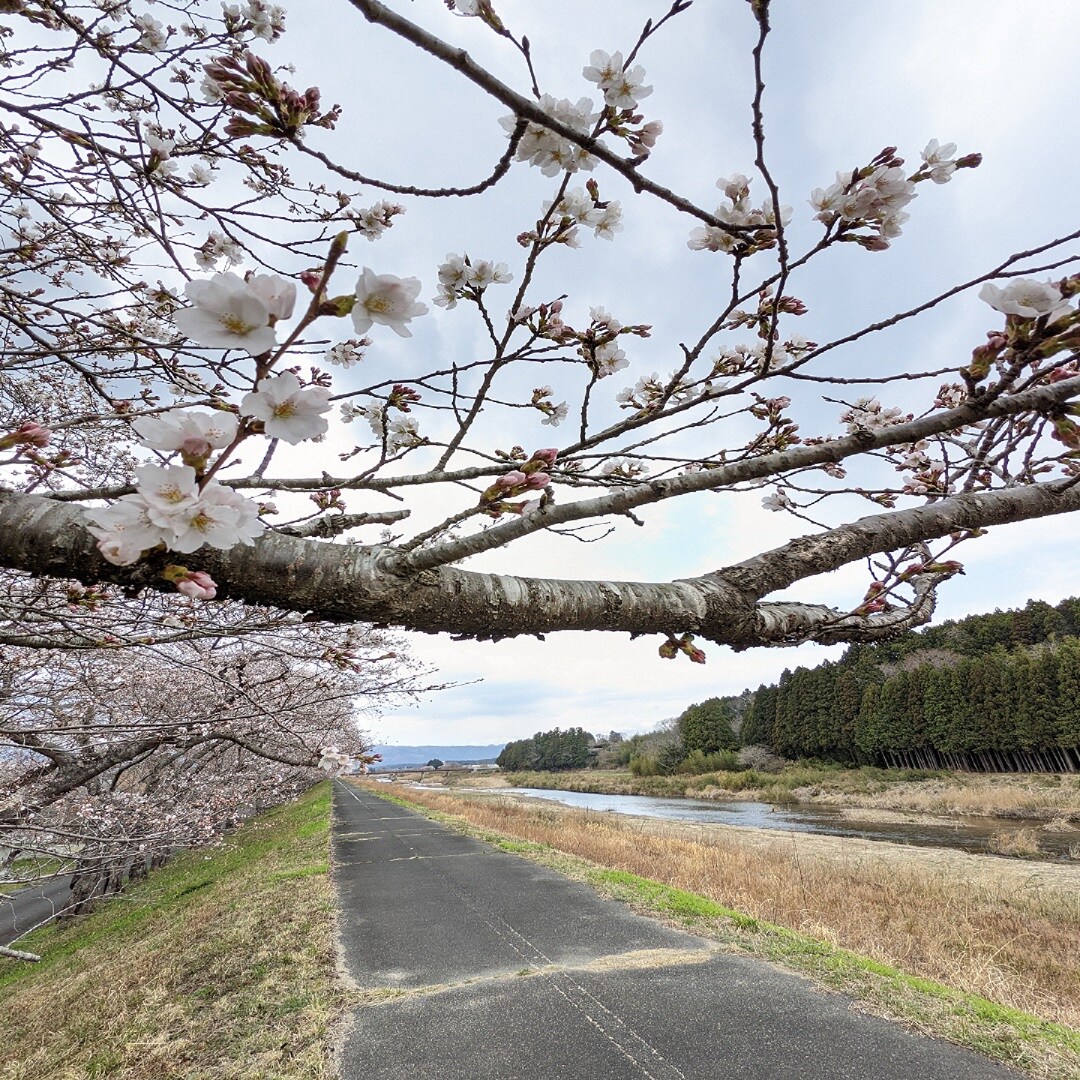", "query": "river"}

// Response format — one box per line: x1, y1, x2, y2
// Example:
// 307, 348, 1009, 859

499, 787, 1080, 860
